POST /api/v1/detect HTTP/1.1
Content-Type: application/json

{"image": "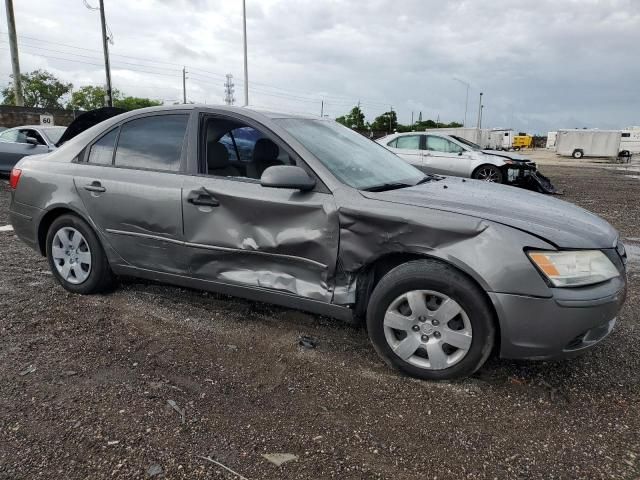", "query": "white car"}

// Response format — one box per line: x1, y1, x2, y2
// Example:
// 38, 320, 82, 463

378, 131, 527, 182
